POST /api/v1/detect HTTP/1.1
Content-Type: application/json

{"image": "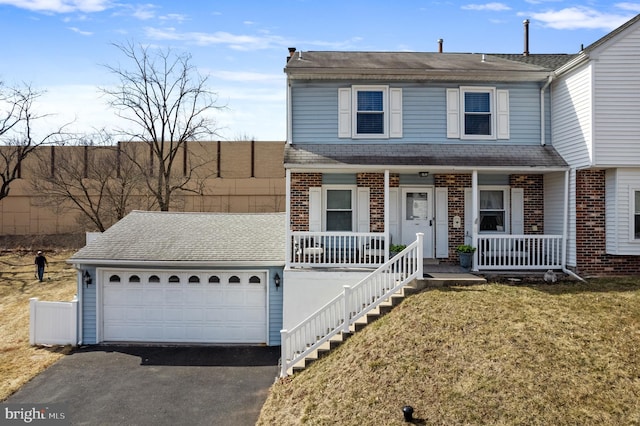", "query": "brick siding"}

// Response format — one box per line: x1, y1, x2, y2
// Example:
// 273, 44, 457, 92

575, 169, 640, 275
